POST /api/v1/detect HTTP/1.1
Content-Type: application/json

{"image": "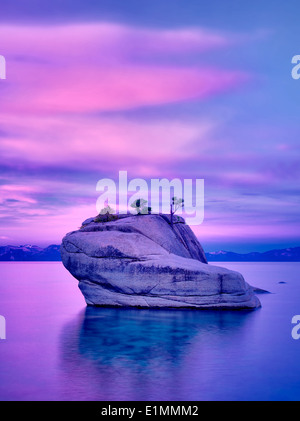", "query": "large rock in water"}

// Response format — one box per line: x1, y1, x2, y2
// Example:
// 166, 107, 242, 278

61, 214, 260, 309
